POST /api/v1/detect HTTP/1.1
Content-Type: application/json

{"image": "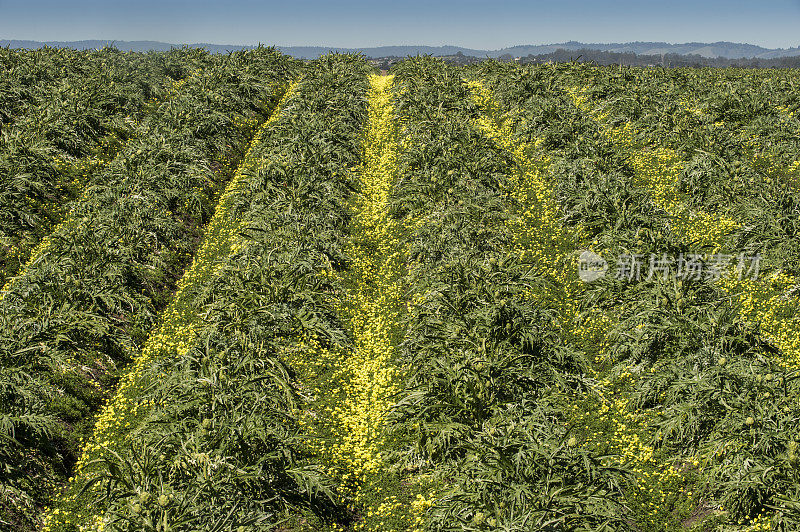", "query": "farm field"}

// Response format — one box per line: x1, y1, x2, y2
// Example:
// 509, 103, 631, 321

1, 48, 799, 531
